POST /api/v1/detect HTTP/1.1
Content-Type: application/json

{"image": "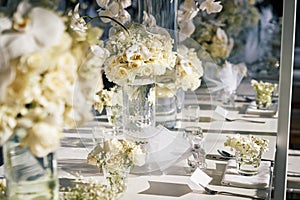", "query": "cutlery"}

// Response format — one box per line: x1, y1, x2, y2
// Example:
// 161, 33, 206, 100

218, 150, 274, 164
199, 183, 265, 199
225, 117, 265, 124
287, 172, 300, 177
